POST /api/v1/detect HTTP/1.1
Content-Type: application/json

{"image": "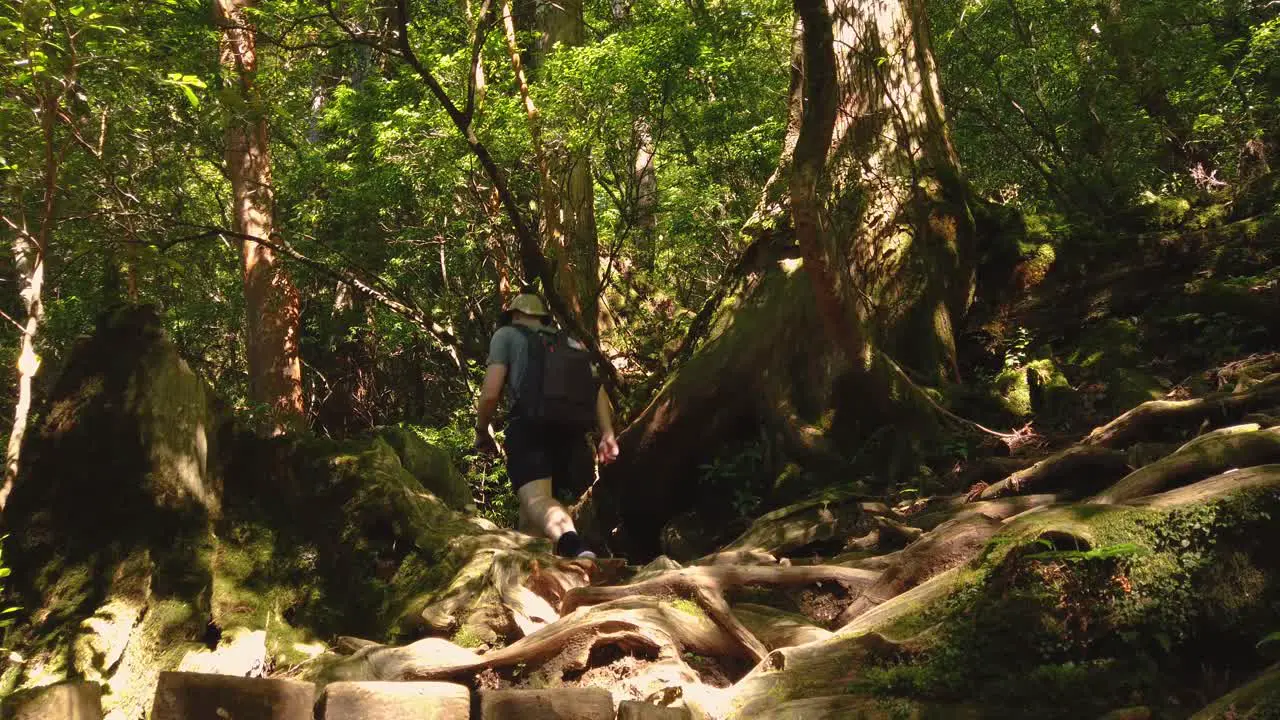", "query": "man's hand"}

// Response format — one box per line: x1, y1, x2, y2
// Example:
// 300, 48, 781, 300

596, 430, 620, 465
474, 424, 499, 456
